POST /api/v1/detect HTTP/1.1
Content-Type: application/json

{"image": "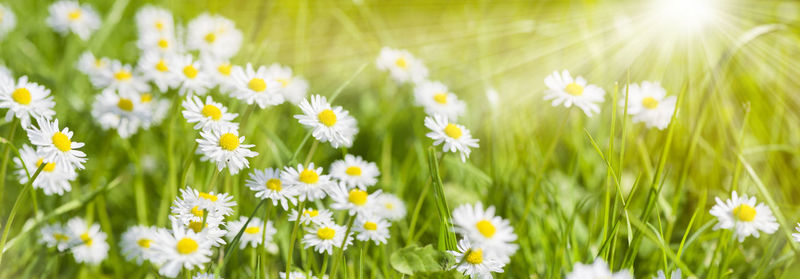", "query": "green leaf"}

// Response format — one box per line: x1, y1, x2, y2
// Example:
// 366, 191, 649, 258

390, 245, 455, 275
